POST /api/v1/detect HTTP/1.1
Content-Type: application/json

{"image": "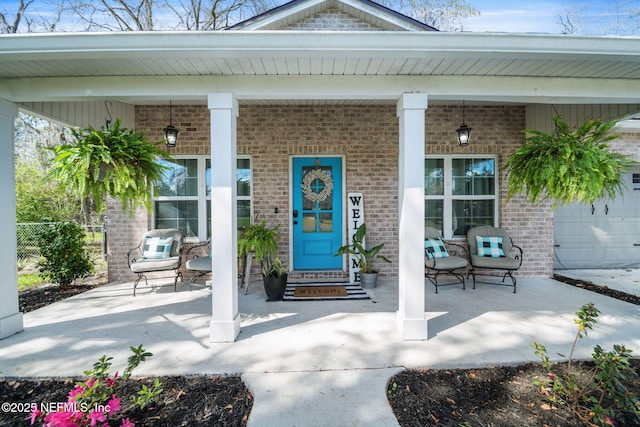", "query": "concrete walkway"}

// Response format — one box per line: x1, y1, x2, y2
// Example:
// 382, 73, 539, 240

1, 273, 639, 426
